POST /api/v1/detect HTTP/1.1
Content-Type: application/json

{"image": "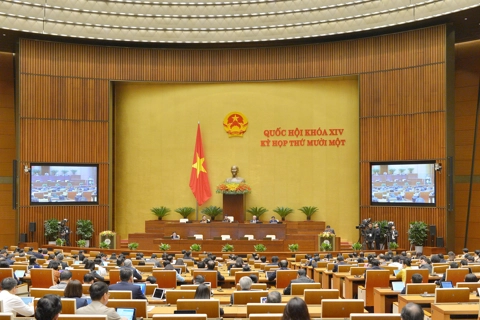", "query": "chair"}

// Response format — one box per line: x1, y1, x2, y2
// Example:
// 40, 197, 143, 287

177, 299, 220, 318
264, 265, 279, 272
321, 299, 365, 318
445, 268, 470, 286
290, 283, 321, 295
152, 270, 177, 289
146, 283, 157, 295
382, 266, 398, 275
30, 288, 65, 298
229, 268, 243, 277
82, 284, 91, 294
0, 313, 13, 320
235, 271, 260, 284
109, 269, 121, 284
350, 267, 367, 276
236, 283, 267, 290
0, 269, 13, 286
350, 313, 401, 320
70, 269, 90, 282
191, 270, 218, 288
456, 282, 480, 292
357, 270, 390, 307
59, 298, 76, 314
106, 299, 148, 318
275, 270, 298, 289
405, 283, 436, 294
153, 314, 207, 320
11, 264, 28, 272
246, 303, 286, 316
338, 265, 353, 273
136, 265, 154, 273
433, 265, 448, 275
233, 291, 268, 304
58, 316, 107, 320
434, 288, 470, 303
303, 289, 339, 304
249, 314, 283, 320
405, 269, 429, 283
165, 290, 196, 304
30, 268, 55, 288
109, 290, 132, 299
